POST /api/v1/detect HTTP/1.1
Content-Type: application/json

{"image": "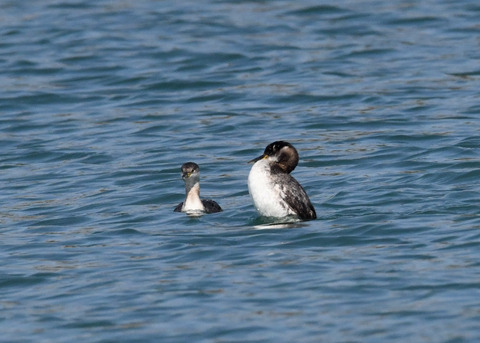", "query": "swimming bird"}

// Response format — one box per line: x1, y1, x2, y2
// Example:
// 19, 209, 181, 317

248, 141, 316, 220
174, 162, 222, 214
